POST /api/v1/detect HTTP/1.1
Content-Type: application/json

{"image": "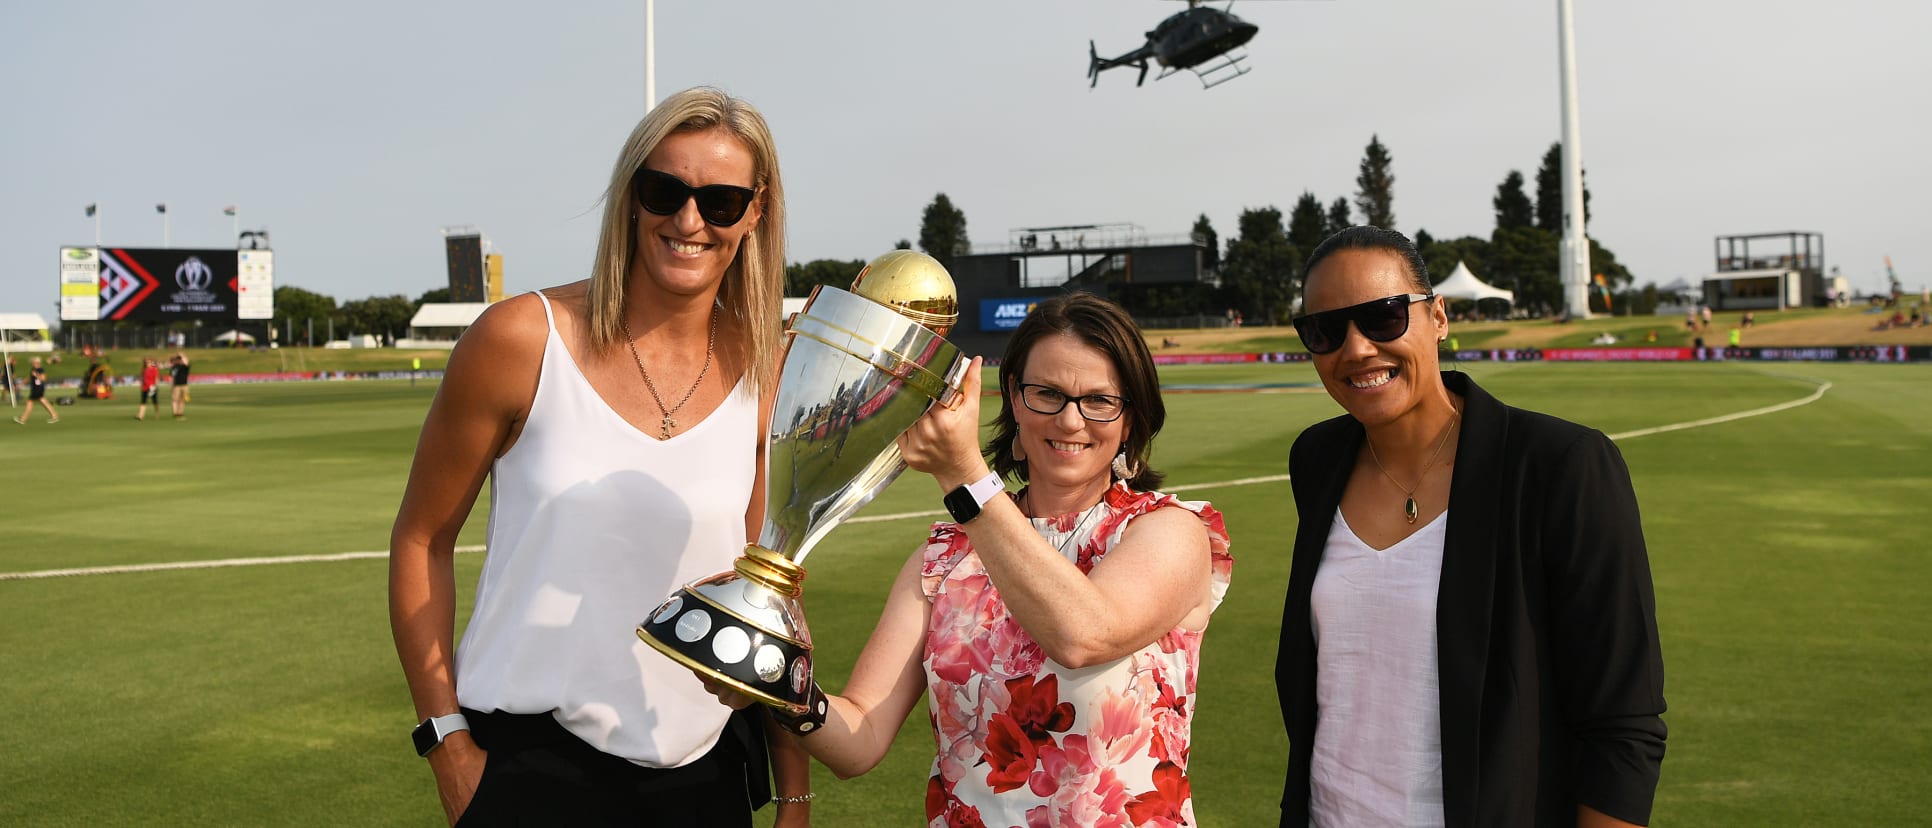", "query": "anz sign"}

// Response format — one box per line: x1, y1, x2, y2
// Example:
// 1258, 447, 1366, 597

980, 298, 1038, 332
